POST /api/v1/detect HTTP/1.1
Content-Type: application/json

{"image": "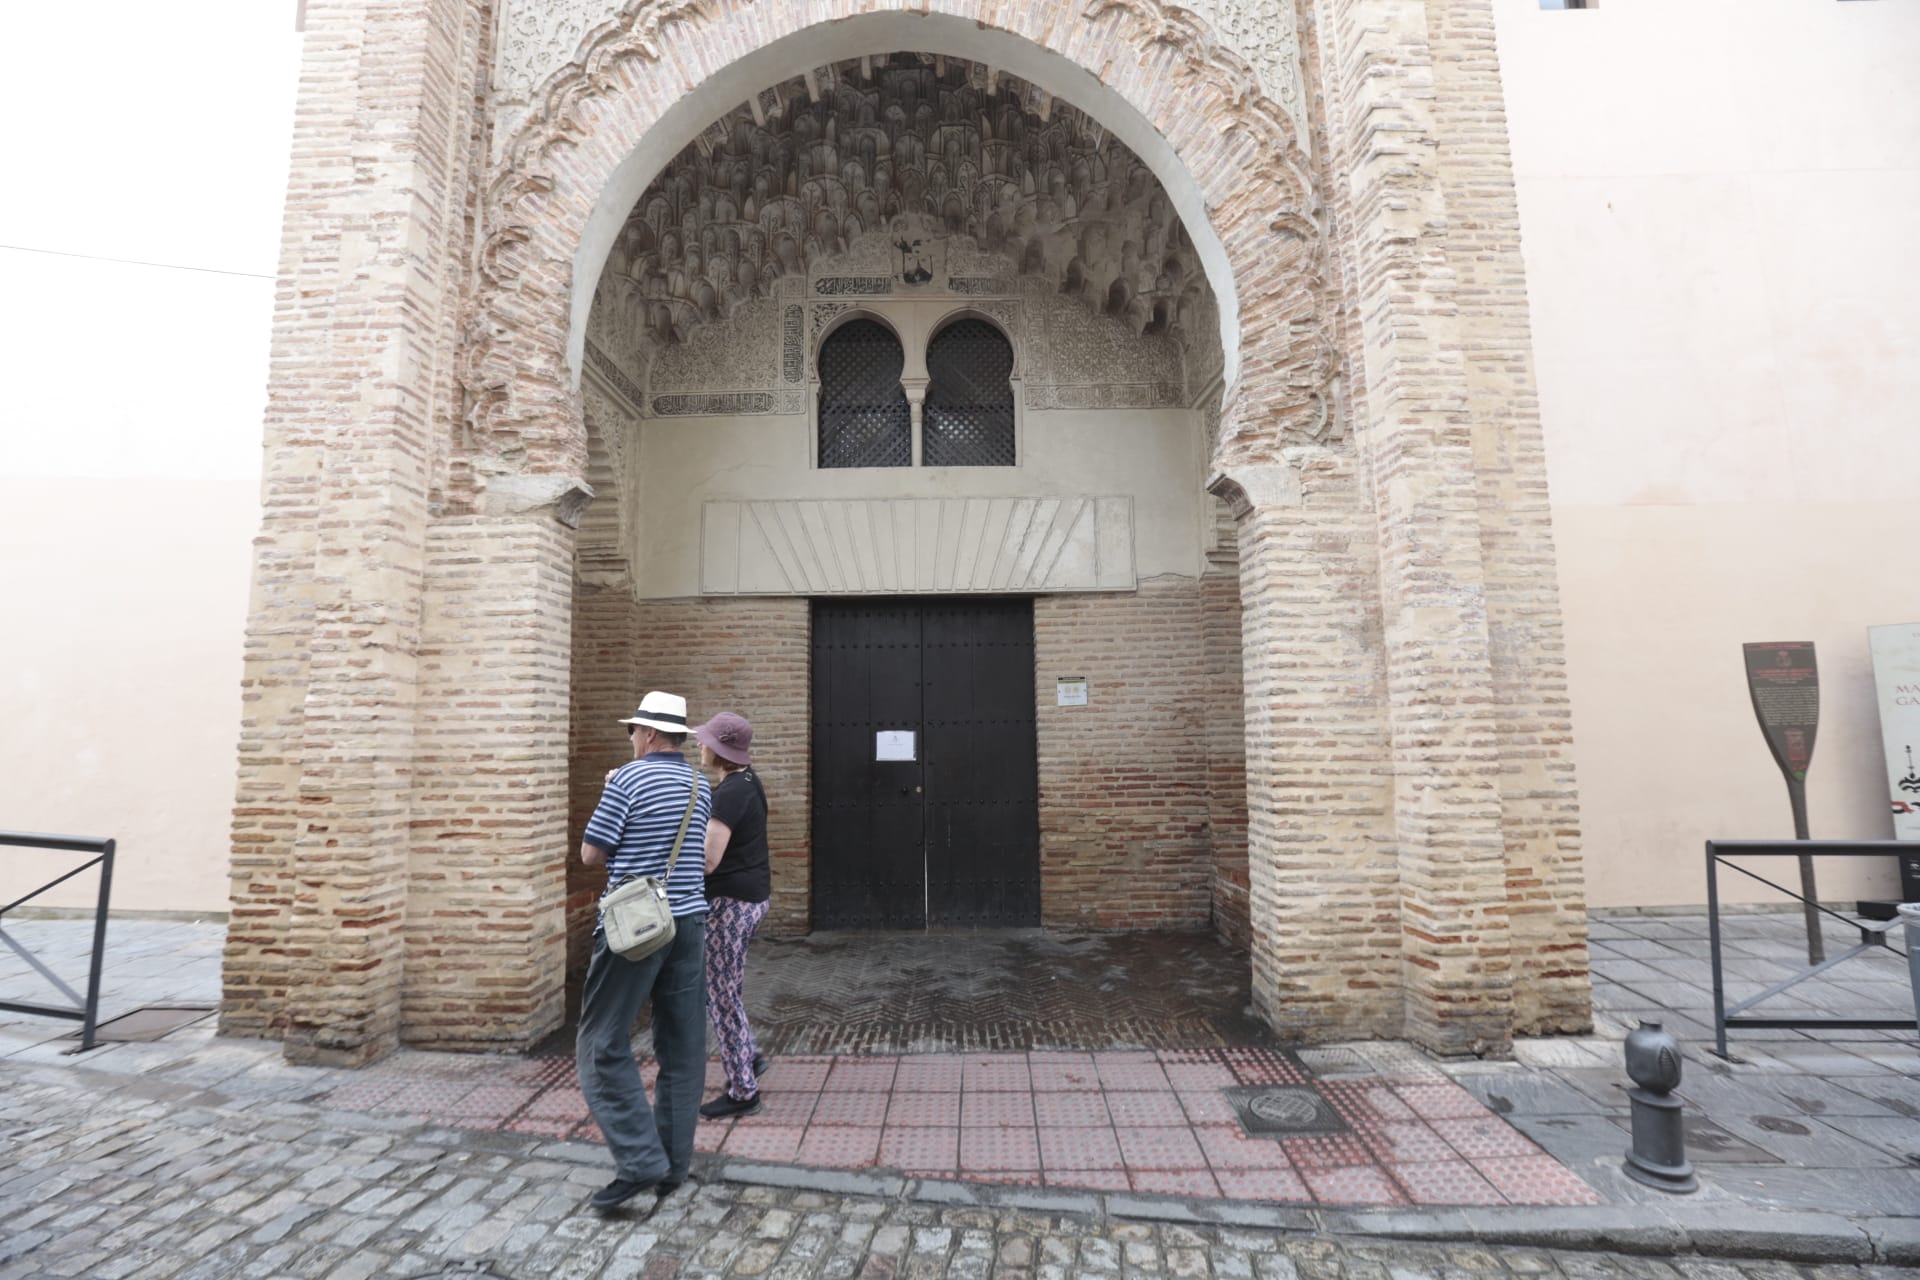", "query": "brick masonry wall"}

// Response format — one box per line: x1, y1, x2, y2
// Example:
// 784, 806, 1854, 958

1426, 0, 1589, 1035
223, 0, 488, 1065
403, 518, 572, 1051
1200, 500, 1252, 948
597, 597, 814, 939
582, 587, 1245, 941
226, 0, 1592, 1059
1309, 0, 1524, 1055
1034, 580, 1235, 931
1230, 457, 1403, 1043
566, 582, 638, 1009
